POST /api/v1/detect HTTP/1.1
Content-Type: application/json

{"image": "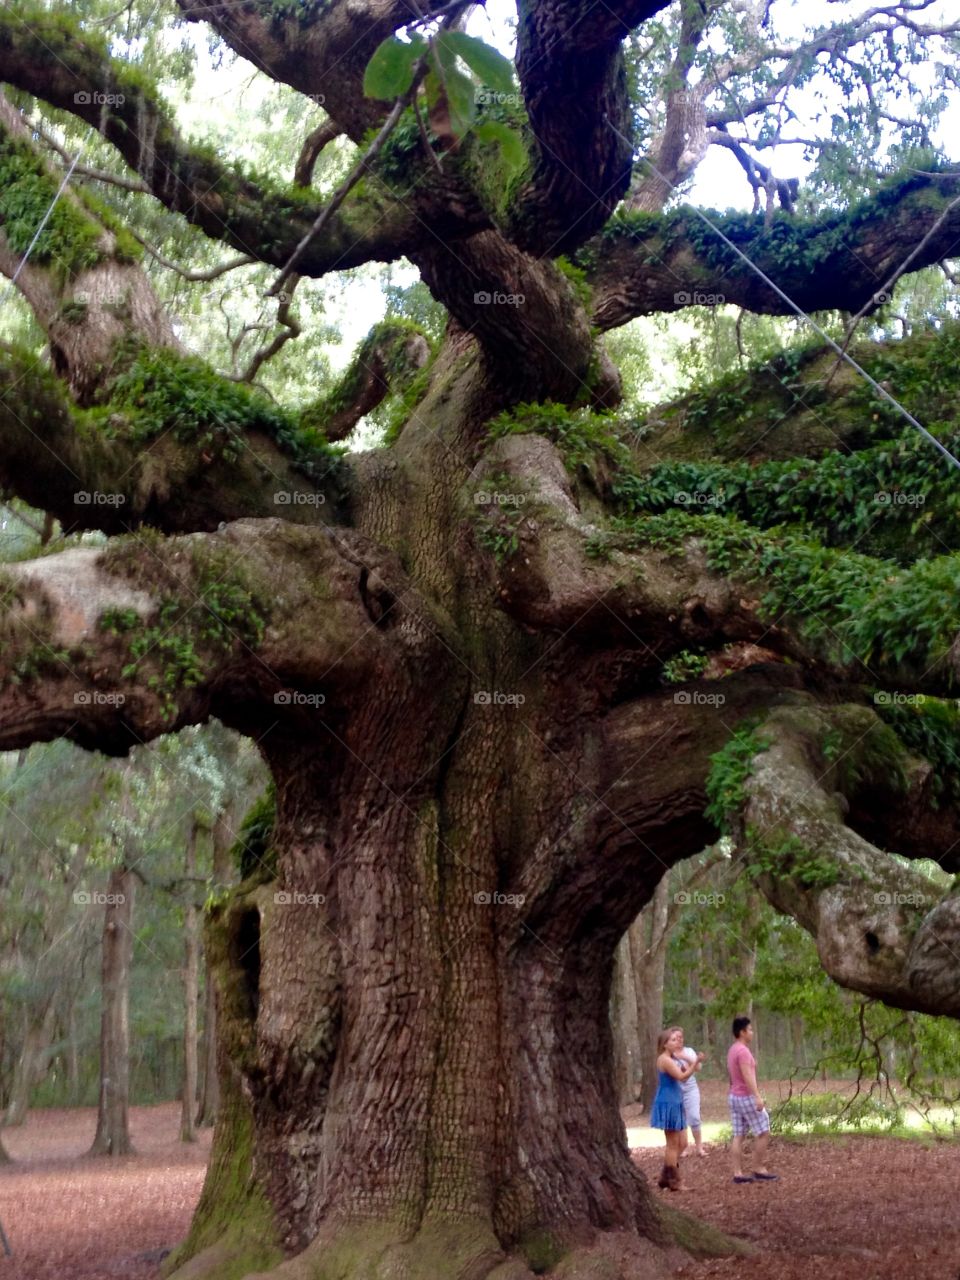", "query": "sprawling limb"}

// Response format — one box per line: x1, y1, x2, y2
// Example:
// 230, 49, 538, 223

0, 518, 457, 753
586, 171, 960, 329
739, 705, 960, 1017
